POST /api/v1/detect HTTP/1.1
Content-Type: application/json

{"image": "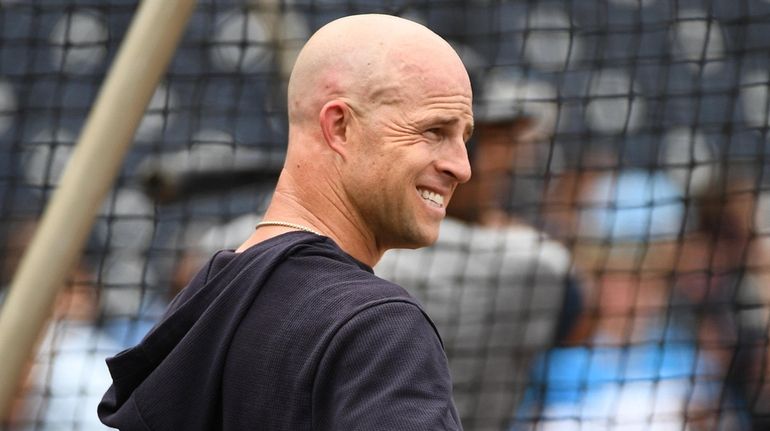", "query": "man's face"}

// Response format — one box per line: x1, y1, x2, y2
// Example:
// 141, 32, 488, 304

344, 63, 473, 250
